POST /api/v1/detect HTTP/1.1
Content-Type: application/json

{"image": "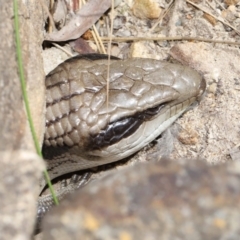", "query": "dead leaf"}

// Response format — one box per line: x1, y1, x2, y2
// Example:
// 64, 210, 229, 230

45, 0, 112, 42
